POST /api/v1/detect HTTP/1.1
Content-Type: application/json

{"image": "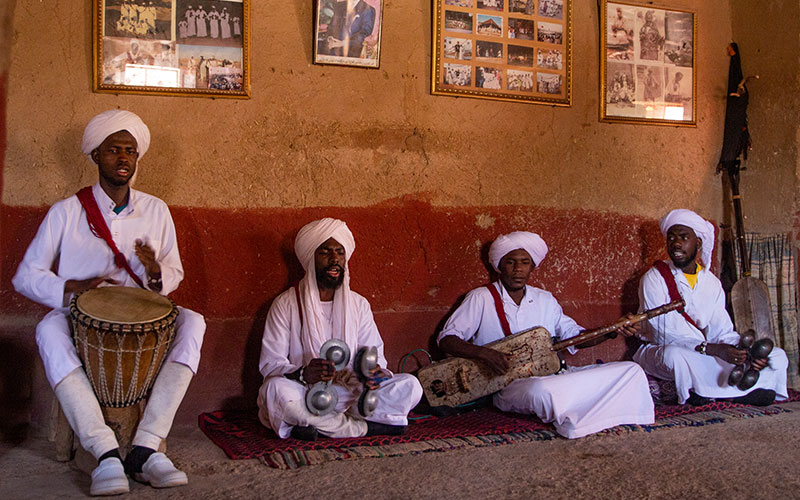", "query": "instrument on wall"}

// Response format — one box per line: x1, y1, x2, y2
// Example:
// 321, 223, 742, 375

417, 299, 684, 408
